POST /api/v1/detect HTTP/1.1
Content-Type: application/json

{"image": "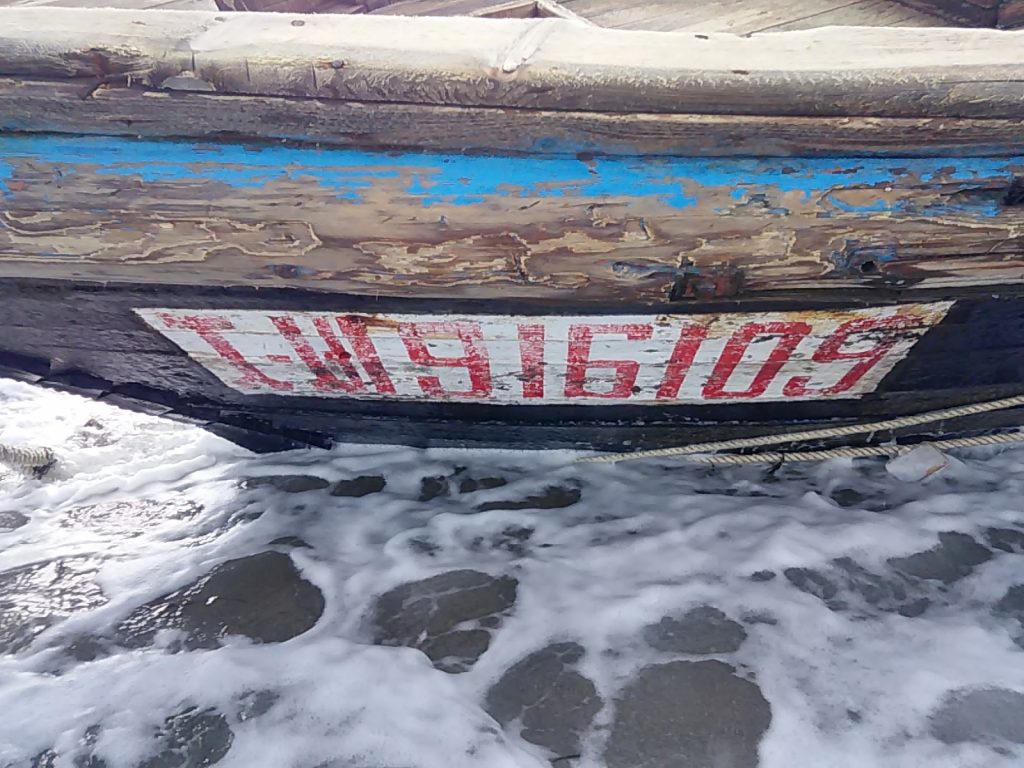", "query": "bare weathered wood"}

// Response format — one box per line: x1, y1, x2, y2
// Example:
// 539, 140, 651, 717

999, 0, 1024, 26
465, 0, 538, 17
1, 8, 1024, 118
534, 0, 593, 23
1, 135, 1022, 303
582, 0, 888, 32
564, 0, 946, 32
891, 0, 1024, 29
745, 0, 942, 33
370, 0, 534, 15
213, 0, 362, 11
743, 0, 947, 33
889, 0, 998, 26
1, 0, 218, 7
2, 78, 1024, 157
